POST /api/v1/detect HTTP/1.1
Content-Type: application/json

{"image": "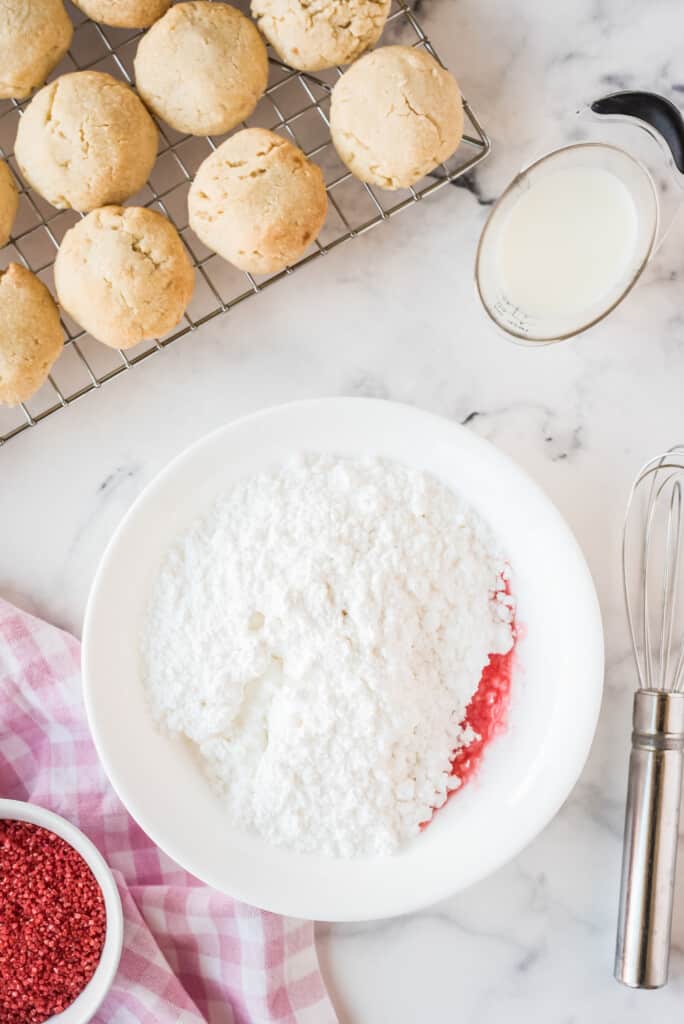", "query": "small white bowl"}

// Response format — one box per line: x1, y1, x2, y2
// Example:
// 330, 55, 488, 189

0, 799, 123, 1023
